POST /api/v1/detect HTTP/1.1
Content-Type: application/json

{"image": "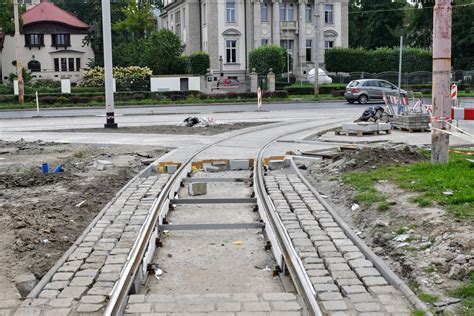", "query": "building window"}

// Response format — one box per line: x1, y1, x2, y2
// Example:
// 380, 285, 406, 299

68, 58, 75, 71
280, 5, 285, 21
25, 34, 43, 47
226, 1, 236, 22
261, 3, 268, 22
60, 58, 67, 71
261, 39, 269, 45
305, 5, 312, 23
325, 40, 334, 49
287, 4, 294, 21
203, 3, 207, 25
54, 58, 60, 71
76, 58, 81, 71
175, 11, 181, 38
325, 4, 333, 24
306, 40, 312, 62
226, 40, 237, 63
52, 34, 70, 47
27, 60, 41, 72
280, 39, 294, 50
